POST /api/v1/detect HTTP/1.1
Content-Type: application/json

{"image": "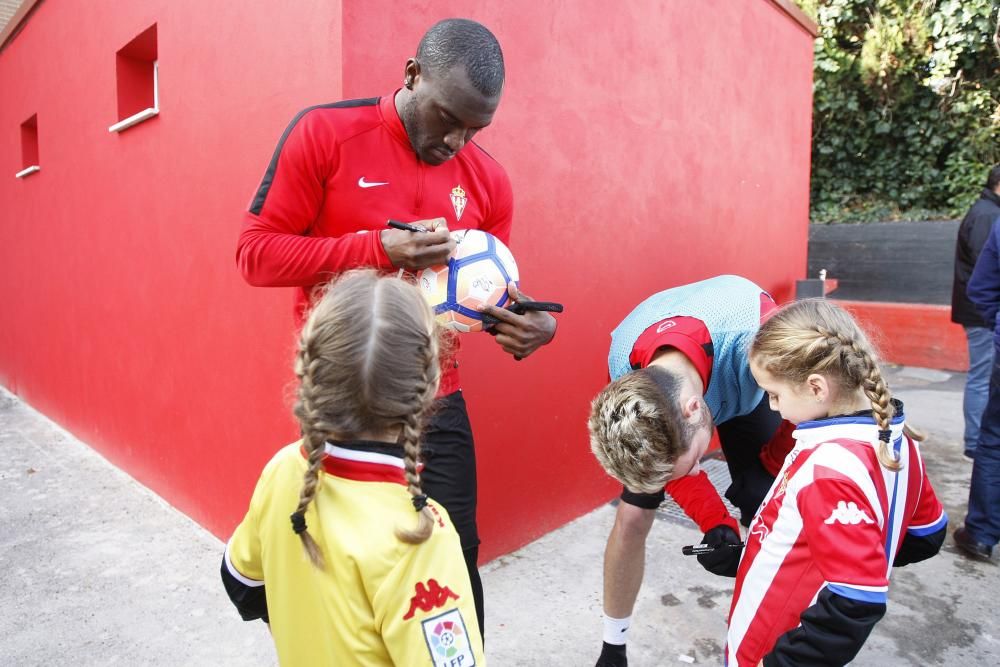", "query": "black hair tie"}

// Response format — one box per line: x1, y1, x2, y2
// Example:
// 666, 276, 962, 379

878, 429, 892, 443
290, 511, 308, 535
411, 494, 429, 512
